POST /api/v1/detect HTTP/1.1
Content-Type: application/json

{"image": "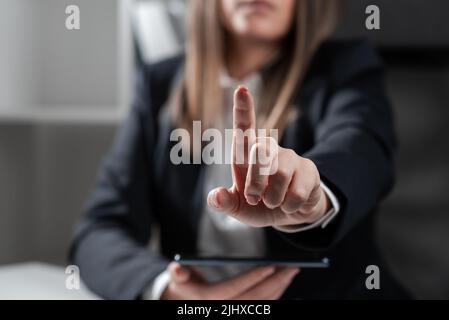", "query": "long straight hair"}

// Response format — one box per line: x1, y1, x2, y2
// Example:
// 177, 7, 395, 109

172, 0, 340, 134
